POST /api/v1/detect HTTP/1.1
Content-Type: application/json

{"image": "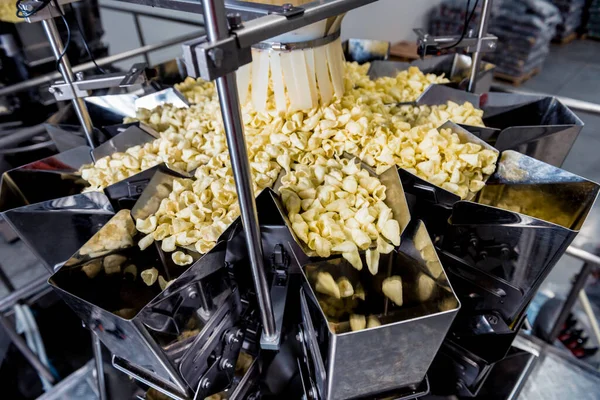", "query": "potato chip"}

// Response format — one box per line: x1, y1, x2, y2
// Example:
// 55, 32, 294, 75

366, 249, 380, 275
123, 264, 137, 279
337, 277, 354, 298
315, 271, 341, 299
82, 260, 102, 278
172, 251, 193, 266
382, 275, 403, 306
367, 315, 381, 328
350, 314, 366, 332
103, 254, 126, 275
141, 267, 159, 286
